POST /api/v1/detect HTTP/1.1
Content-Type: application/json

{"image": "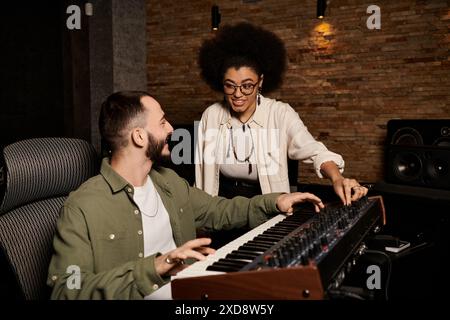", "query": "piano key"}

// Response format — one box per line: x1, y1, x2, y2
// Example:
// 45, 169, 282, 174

217, 258, 249, 265
245, 240, 274, 248
258, 234, 284, 240
225, 252, 257, 260
237, 244, 266, 252
206, 260, 248, 272
253, 235, 281, 242
263, 229, 290, 235
206, 264, 239, 272
210, 260, 248, 268
230, 249, 261, 256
